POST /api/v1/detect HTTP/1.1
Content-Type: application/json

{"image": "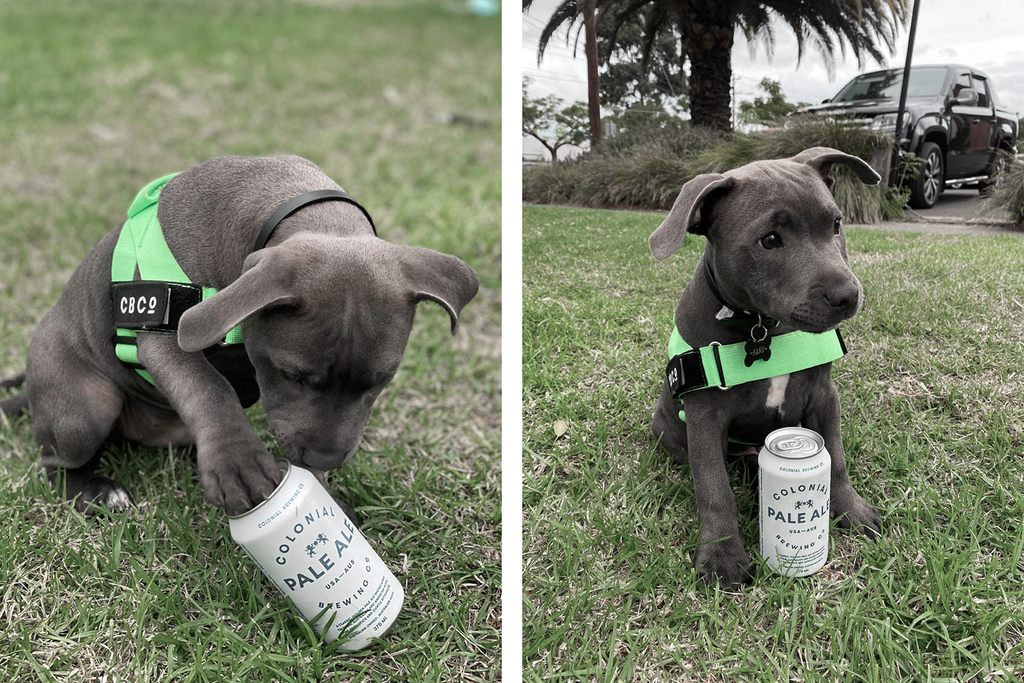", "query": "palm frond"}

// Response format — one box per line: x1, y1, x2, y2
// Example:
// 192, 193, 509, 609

750, 0, 908, 77
735, 5, 775, 62
638, 5, 673, 72
601, 0, 656, 58
532, 1, 582, 62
